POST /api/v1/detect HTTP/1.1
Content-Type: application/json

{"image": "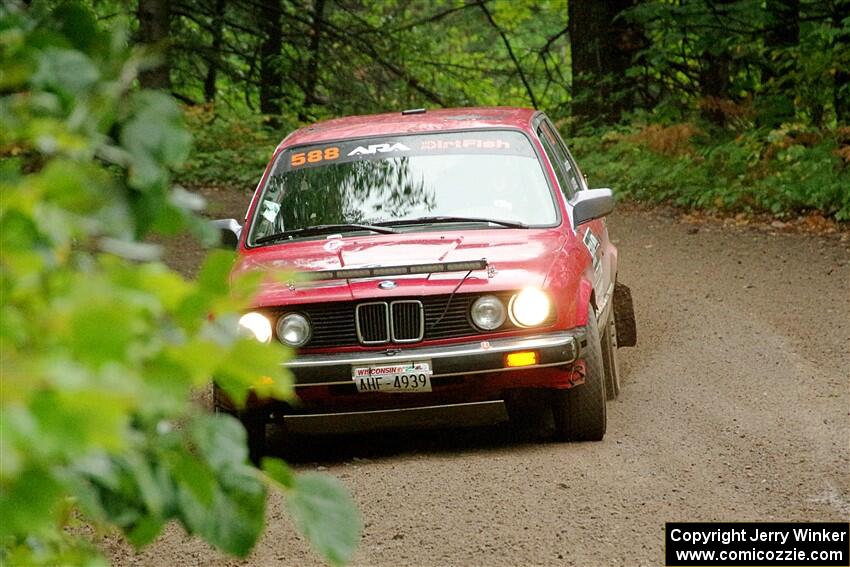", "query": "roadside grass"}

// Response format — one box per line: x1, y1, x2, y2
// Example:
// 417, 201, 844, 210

178, 106, 292, 191
571, 123, 850, 222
